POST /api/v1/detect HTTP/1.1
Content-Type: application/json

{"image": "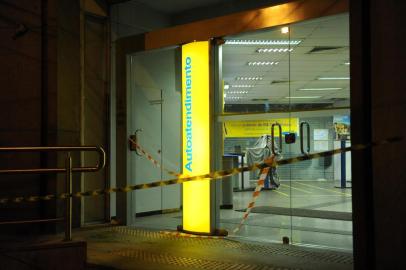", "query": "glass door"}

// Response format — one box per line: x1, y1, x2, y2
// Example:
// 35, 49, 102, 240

218, 25, 292, 243
216, 13, 352, 251
128, 47, 182, 229
288, 13, 352, 250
